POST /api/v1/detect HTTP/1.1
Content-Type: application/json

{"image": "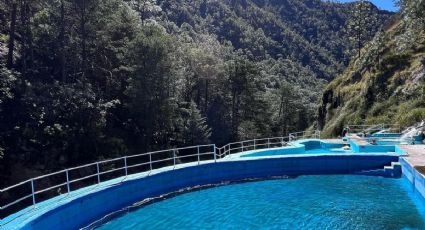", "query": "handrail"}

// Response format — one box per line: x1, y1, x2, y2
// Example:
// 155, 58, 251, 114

0, 130, 321, 221
350, 134, 416, 145
347, 124, 401, 134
